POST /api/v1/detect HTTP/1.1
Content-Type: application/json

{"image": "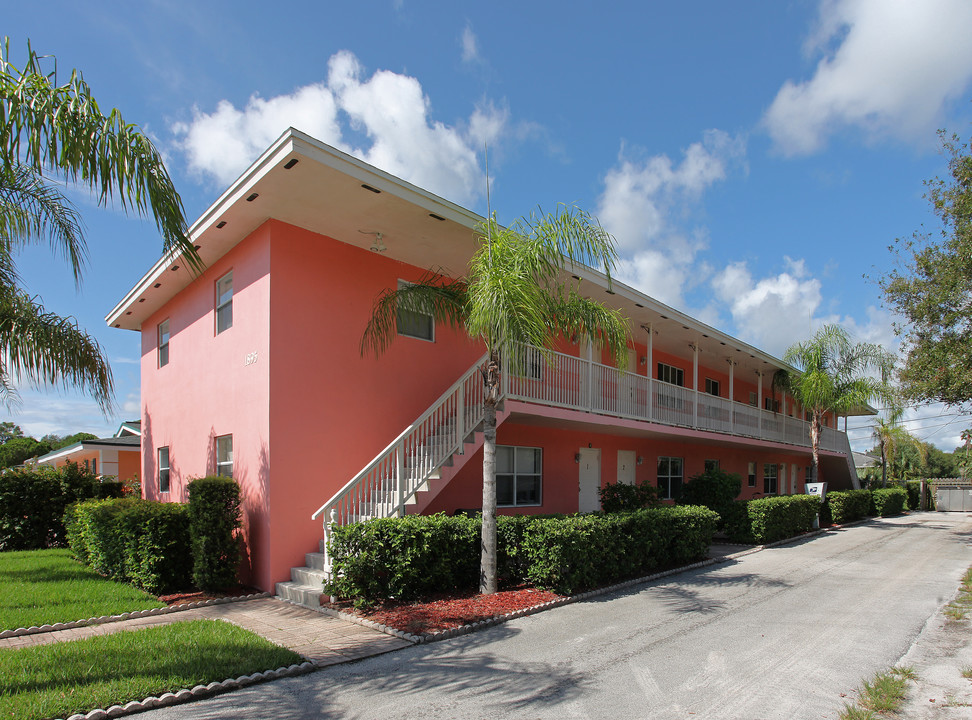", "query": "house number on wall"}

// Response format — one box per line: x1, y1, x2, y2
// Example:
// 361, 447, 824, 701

244, 352, 258, 366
